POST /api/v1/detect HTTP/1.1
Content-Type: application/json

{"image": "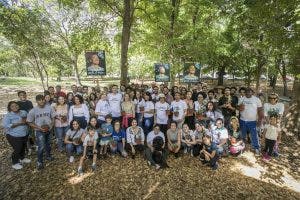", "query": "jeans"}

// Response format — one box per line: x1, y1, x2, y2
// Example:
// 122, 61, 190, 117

264, 139, 276, 156
6, 134, 28, 164
55, 126, 69, 151
66, 143, 83, 157
36, 131, 52, 164
240, 120, 260, 150
143, 117, 154, 136
136, 113, 143, 127
111, 141, 125, 154
145, 147, 168, 166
